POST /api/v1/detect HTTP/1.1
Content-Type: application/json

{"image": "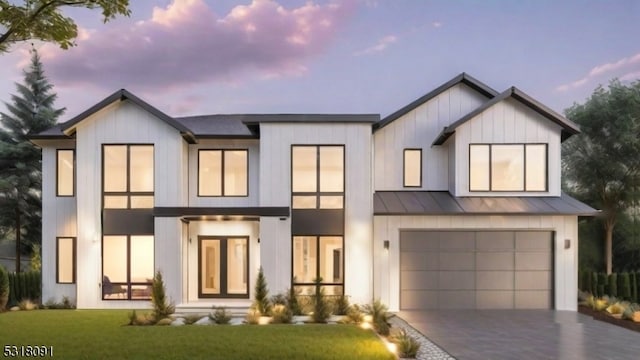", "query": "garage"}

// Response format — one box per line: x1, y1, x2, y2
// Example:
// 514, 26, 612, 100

400, 230, 553, 310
